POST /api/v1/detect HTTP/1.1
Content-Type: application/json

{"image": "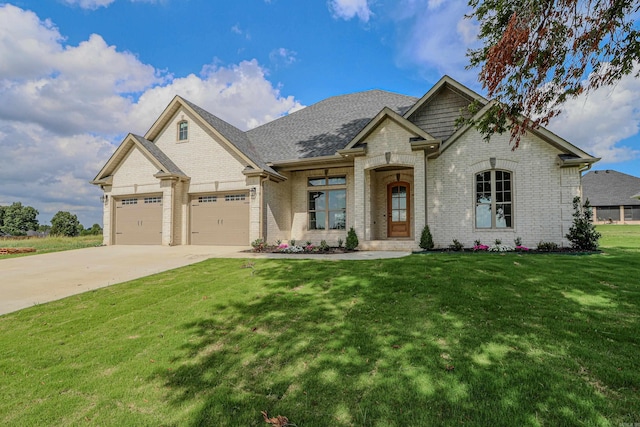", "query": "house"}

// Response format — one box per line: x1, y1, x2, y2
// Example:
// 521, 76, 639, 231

92, 76, 599, 249
582, 170, 640, 224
